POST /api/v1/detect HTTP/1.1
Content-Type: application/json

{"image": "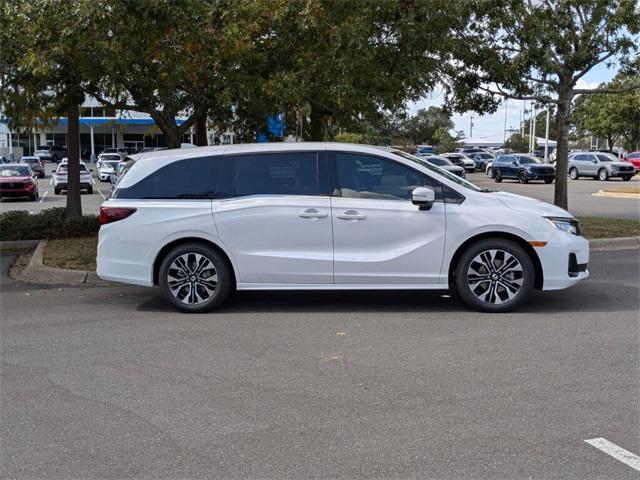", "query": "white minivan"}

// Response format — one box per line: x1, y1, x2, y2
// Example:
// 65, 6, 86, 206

97, 143, 589, 313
